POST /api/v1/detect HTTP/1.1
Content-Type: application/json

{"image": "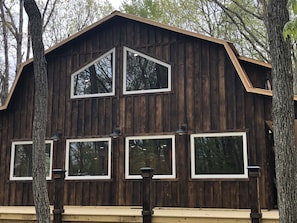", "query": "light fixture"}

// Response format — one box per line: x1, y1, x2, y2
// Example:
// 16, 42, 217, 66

51, 132, 62, 141
176, 124, 187, 136
110, 127, 121, 139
